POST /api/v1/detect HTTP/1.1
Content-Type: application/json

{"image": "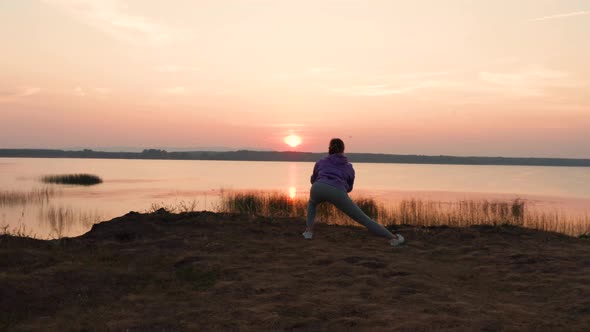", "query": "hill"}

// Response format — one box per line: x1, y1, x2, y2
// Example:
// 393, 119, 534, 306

1, 210, 589, 330
1, 149, 590, 167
